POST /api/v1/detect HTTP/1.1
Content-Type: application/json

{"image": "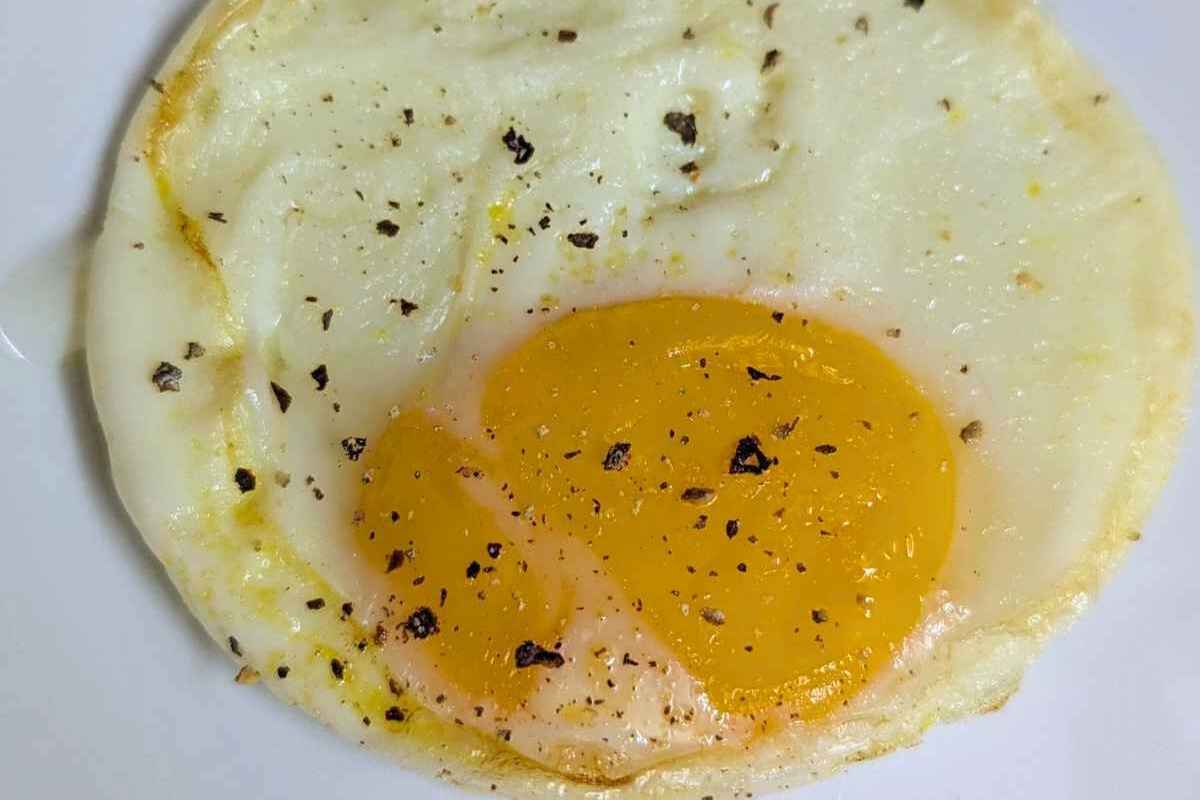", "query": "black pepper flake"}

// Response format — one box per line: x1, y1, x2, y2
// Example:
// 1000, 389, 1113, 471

311, 364, 329, 391
563, 449, 582, 460
487, 542, 502, 559
207, 211, 227, 223
811, 608, 829, 624
855, 15, 871, 34
771, 311, 784, 323
228, 636, 242, 657
306, 598, 326, 610
729, 435, 776, 475
376, 219, 401, 237
680, 487, 715, 504
747, 366, 782, 382
466, 560, 481, 580
693, 514, 709, 530
557, 29, 577, 42
386, 549, 405, 573
602, 442, 632, 471
761, 49, 782, 73
234, 468, 256, 493
663, 111, 698, 145
567, 232, 598, 249
403, 108, 414, 125
960, 419, 984, 444
679, 161, 699, 175
682, 26, 695, 40
396, 298, 419, 316
764, 2, 779, 28
152, 362, 182, 392
321, 308, 333, 331
341, 602, 354, 618
385, 706, 406, 722
814, 444, 838, 455
502, 127, 535, 165
276, 665, 290, 679
538, 215, 551, 230
904, 0, 925, 10
184, 342, 205, 360
773, 417, 799, 439
699, 607, 726, 626
514, 641, 565, 669
341, 437, 367, 461
404, 607, 439, 639
270, 382, 292, 413
886, 327, 902, 338
725, 519, 740, 539
330, 658, 345, 680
